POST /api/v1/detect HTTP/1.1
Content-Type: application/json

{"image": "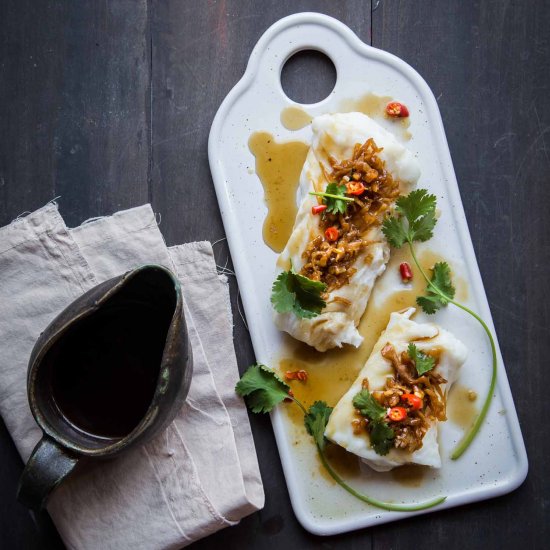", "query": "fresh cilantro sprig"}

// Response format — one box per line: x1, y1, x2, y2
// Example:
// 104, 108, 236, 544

235, 364, 290, 413
236, 364, 446, 512
382, 189, 498, 459
382, 189, 437, 247
271, 268, 327, 319
309, 182, 354, 215
304, 401, 333, 449
408, 343, 436, 376
369, 421, 395, 456
416, 262, 455, 314
352, 390, 394, 455
352, 390, 386, 421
